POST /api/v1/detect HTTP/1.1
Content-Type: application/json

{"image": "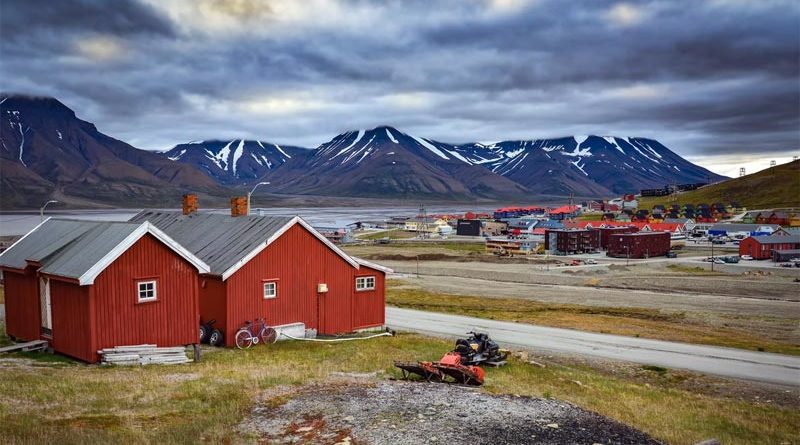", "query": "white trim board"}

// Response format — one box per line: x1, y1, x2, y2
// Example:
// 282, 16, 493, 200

352, 256, 393, 274
220, 216, 360, 281
78, 222, 210, 285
